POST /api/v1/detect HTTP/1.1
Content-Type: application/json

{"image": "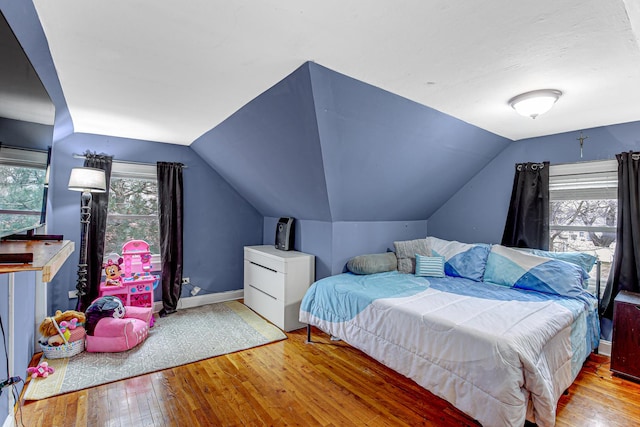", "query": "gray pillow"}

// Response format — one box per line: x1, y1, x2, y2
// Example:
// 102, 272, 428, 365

394, 239, 431, 274
347, 252, 398, 275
